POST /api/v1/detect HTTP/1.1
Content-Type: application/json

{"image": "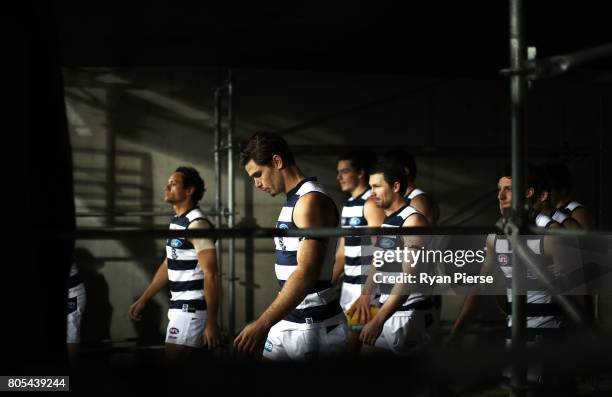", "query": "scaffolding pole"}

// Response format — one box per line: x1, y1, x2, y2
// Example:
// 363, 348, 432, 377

227, 70, 236, 338
509, 0, 527, 395
213, 70, 236, 338
214, 83, 225, 332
